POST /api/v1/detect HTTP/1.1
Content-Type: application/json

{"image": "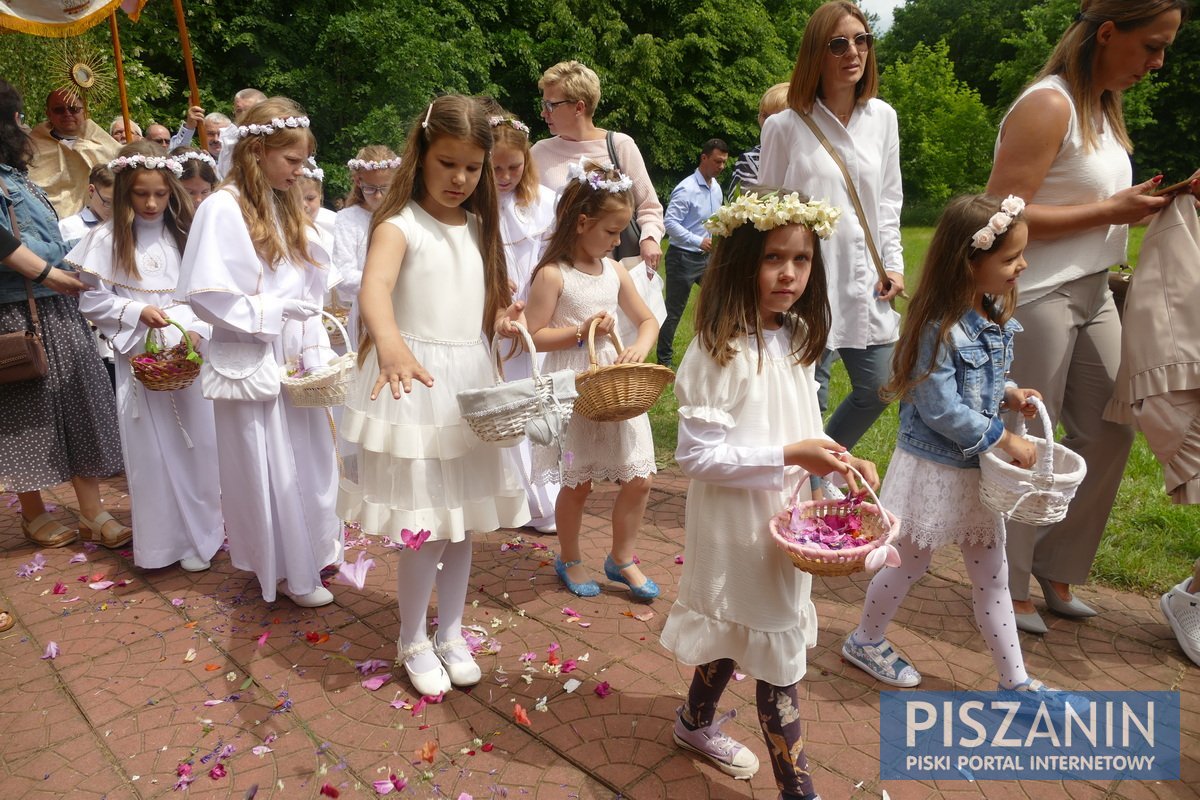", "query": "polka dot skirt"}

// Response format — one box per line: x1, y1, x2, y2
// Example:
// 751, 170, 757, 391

0, 293, 124, 492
